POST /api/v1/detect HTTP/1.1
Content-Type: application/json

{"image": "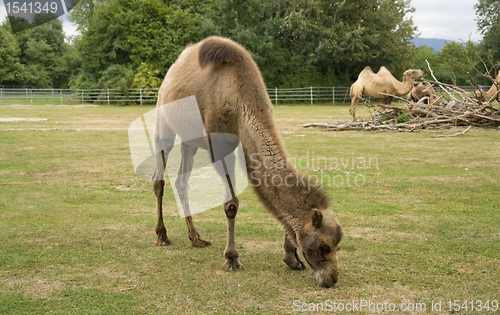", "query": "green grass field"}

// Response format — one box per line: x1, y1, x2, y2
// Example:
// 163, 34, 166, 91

1, 104, 499, 314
